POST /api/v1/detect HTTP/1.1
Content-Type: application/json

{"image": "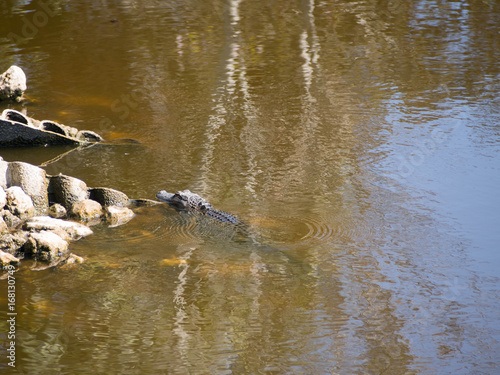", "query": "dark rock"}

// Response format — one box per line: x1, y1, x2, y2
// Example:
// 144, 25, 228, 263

0, 250, 20, 268
7, 161, 48, 212
49, 174, 89, 209
23, 216, 93, 241
0, 66, 27, 101
105, 205, 135, 227
48, 203, 67, 218
0, 109, 103, 147
1, 109, 33, 126
70, 199, 102, 223
89, 187, 129, 207
23, 231, 69, 262
5, 186, 35, 219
